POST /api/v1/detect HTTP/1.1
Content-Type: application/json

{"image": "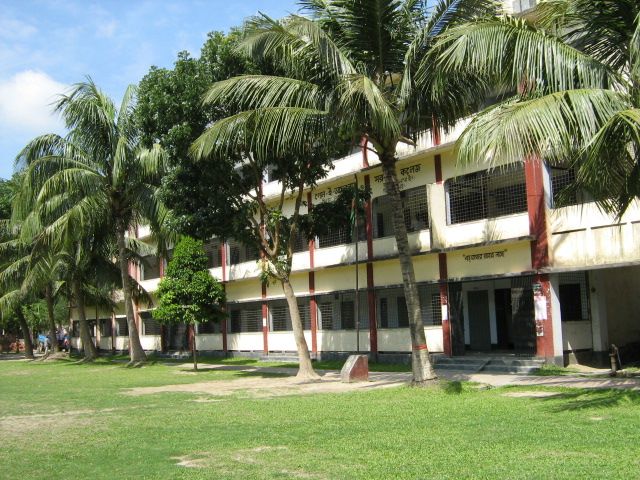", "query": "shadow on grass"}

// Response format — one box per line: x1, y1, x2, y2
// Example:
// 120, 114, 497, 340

541, 388, 640, 412
443, 380, 463, 394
